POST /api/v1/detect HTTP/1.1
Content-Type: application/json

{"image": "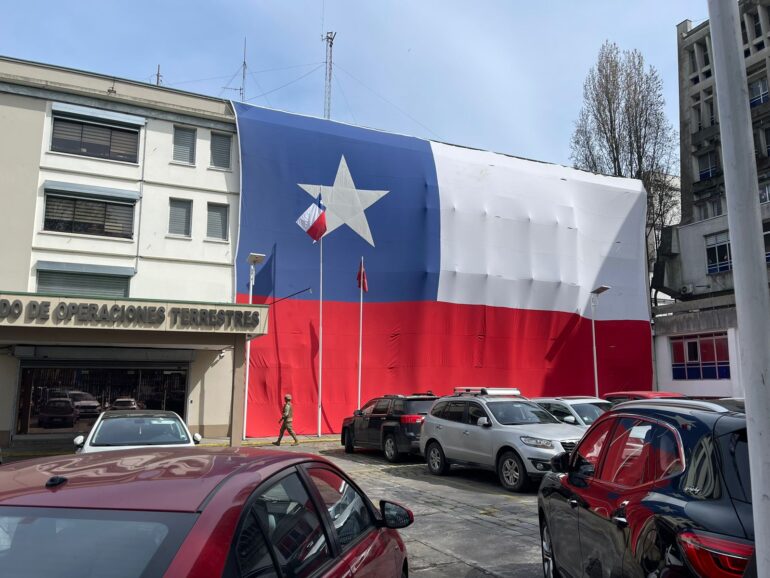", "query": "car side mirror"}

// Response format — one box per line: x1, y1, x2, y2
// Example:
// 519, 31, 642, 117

476, 417, 491, 427
73, 435, 85, 448
379, 500, 414, 529
562, 415, 577, 425
193, 433, 202, 445
354, 409, 363, 417
550, 451, 570, 473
